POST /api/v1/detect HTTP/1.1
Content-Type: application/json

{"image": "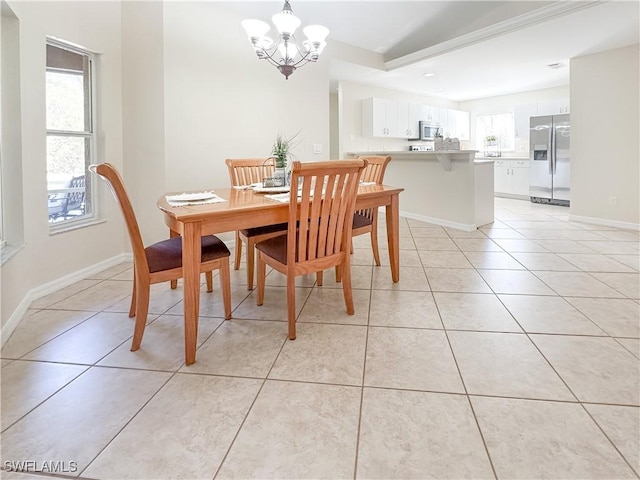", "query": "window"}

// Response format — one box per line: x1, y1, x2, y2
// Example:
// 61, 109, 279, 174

476, 113, 514, 155
46, 39, 95, 228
